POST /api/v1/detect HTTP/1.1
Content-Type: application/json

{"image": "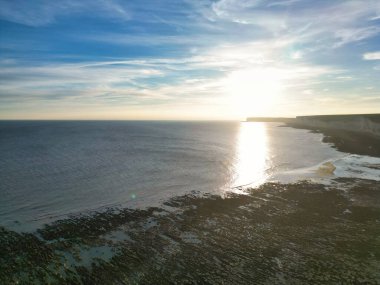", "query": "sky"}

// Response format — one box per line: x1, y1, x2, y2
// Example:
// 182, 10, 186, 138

0, 0, 379, 120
